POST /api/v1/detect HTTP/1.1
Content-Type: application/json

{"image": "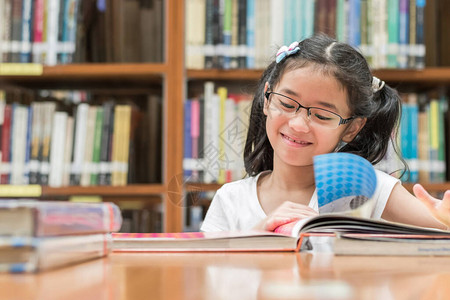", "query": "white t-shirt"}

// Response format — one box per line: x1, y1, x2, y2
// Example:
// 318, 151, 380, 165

200, 169, 400, 232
